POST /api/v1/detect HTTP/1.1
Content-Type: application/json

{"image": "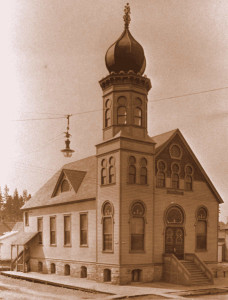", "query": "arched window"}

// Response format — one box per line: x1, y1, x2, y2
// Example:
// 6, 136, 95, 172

101, 159, 107, 185
171, 163, 180, 189
140, 158, 147, 185
105, 99, 111, 128
61, 179, 70, 192
157, 160, 166, 188
134, 107, 142, 126
102, 202, 113, 251
185, 165, 194, 191
196, 207, 207, 251
130, 202, 145, 251
129, 156, 136, 184
108, 157, 115, 184
166, 206, 184, 224
117, 106, 127, 125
